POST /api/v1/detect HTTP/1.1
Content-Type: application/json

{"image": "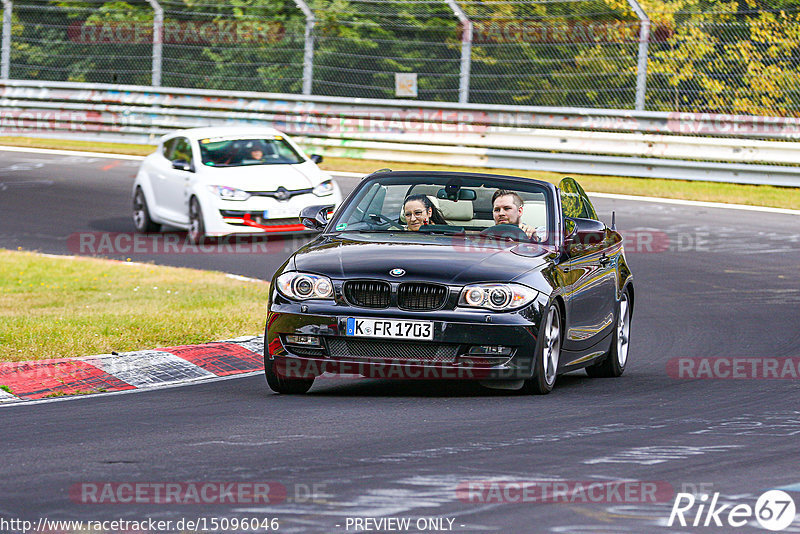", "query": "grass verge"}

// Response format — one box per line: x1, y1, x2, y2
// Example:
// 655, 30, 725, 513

0, 249, 268, 362
1, 136, 798, 210
0, 135, 157, 156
